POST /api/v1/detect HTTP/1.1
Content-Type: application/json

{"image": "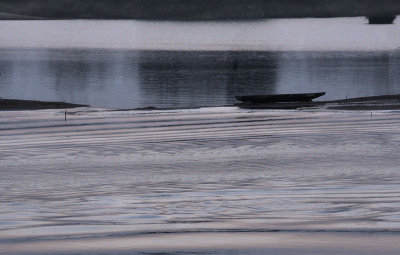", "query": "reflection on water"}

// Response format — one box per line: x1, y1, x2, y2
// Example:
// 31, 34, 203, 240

1, 49, 400, 108
137, 51, 277, 108
276, 52, 400, 100
0, 49, 279, 108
